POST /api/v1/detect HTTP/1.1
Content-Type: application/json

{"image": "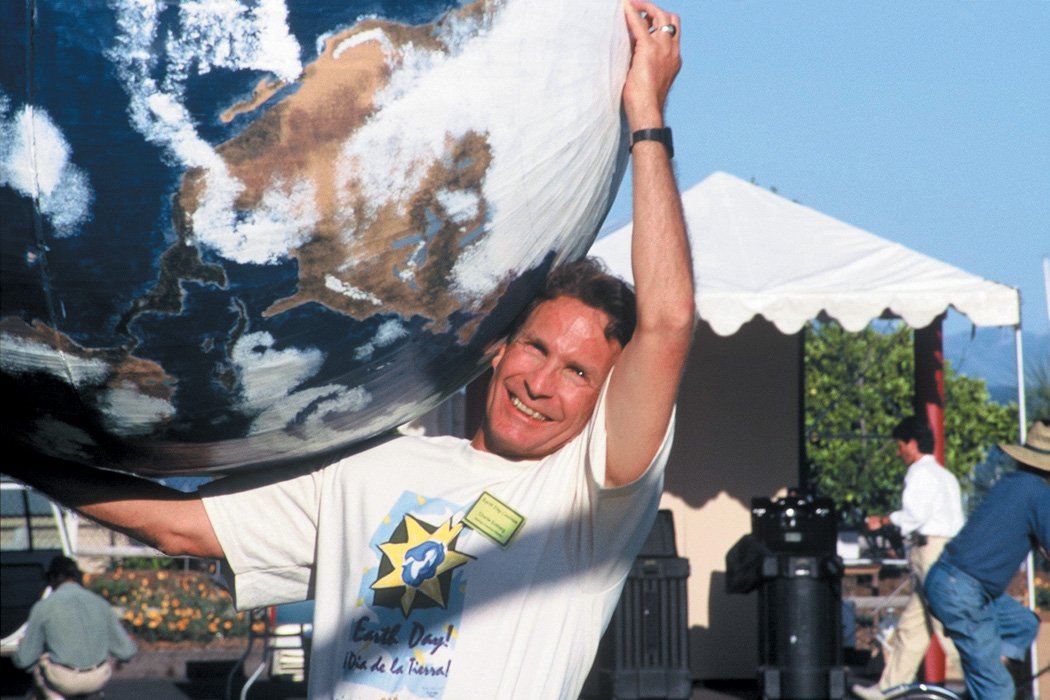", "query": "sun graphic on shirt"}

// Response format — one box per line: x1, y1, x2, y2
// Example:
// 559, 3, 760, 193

371, 514, 475, 617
